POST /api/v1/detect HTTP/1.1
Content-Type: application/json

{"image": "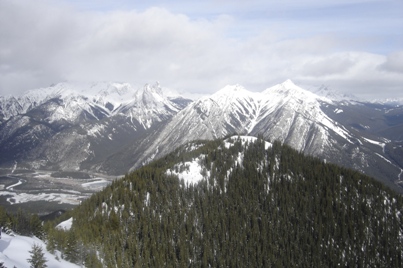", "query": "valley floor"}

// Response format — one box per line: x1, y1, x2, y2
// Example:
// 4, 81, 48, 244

0, 169, 116, 214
